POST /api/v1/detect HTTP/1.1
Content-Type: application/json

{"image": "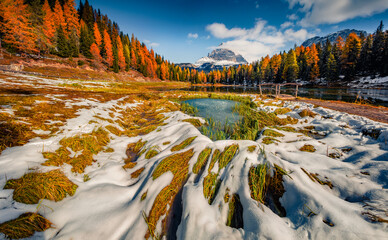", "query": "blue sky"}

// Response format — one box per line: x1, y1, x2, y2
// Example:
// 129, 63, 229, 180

85, 0, 388, 63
